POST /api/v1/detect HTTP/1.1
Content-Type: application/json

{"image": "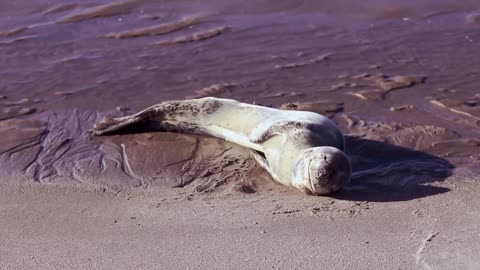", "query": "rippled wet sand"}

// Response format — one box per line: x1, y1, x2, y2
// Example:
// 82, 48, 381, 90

1, 0, 479, 197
